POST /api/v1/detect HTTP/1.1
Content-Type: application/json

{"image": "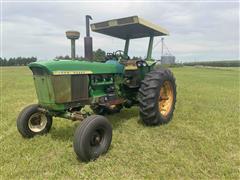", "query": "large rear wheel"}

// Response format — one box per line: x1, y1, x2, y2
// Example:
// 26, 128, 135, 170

138, 68, 177, 125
